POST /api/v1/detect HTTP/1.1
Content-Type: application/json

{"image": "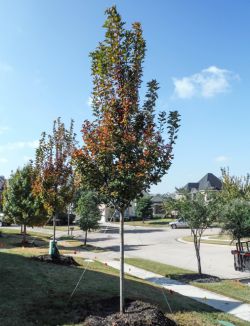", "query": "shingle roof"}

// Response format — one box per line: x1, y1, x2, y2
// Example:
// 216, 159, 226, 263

182, 173, 222, 192
183, 182, 199, 191
198, 173, 222, 191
